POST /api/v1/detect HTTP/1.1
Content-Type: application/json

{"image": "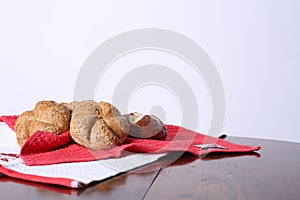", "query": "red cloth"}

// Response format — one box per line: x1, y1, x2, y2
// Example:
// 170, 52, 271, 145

0, 115, 261, 166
